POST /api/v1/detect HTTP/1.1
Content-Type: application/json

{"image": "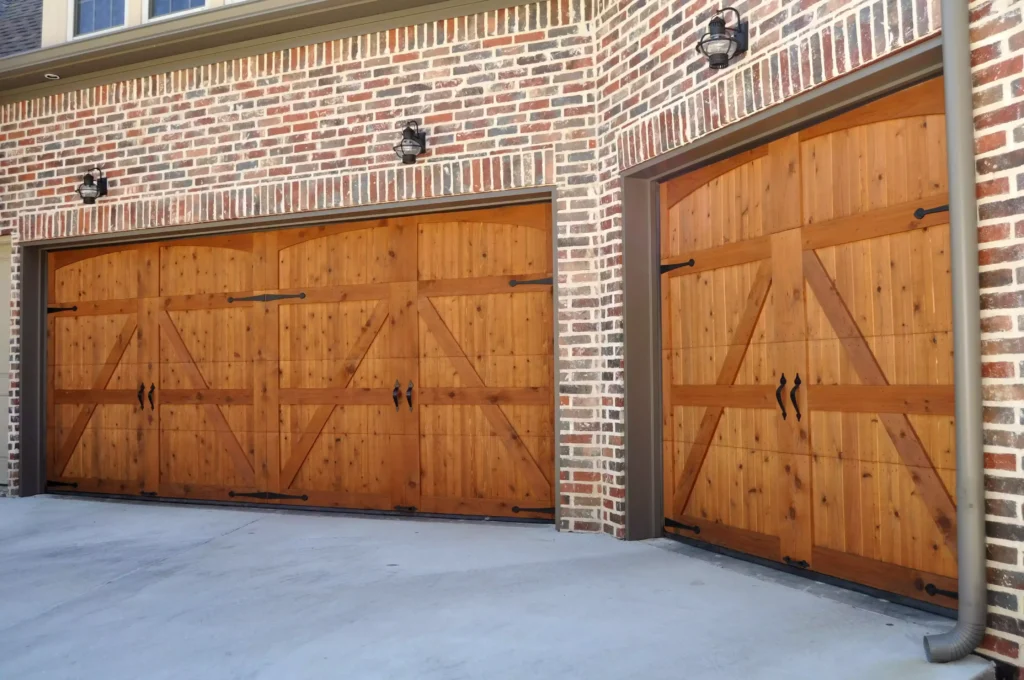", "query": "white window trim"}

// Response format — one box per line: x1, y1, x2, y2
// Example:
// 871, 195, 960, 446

142, 0, 207, 24
66, 0, 128, 41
